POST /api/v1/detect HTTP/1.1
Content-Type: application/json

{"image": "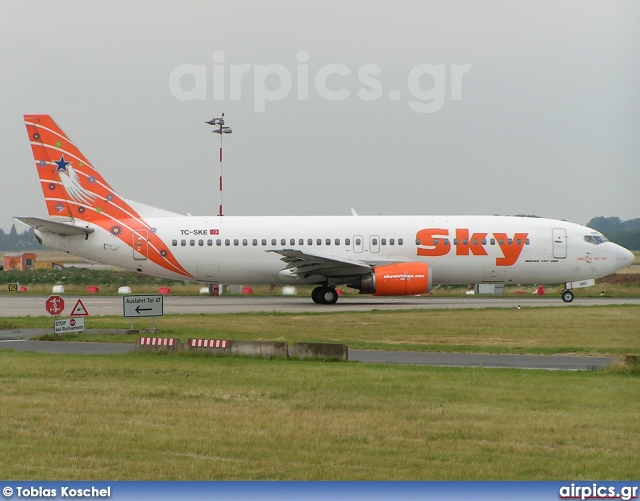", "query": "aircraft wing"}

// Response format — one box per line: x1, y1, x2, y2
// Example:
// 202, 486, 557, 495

269, 249, 374, 279
15, 217, 94, 236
